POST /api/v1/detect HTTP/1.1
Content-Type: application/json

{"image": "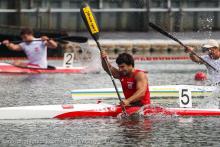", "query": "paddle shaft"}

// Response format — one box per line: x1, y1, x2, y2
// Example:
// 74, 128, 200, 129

80, 3, 128, 116
149, 22, 218, 72
96, 40, 128, 115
